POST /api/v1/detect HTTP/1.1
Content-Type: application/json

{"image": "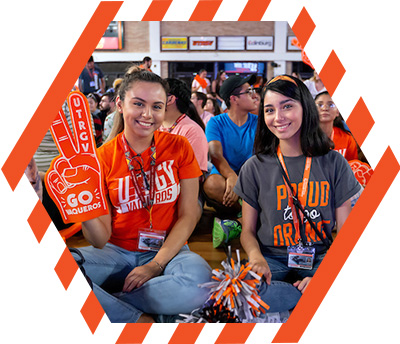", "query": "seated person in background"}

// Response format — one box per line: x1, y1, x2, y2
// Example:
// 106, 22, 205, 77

25, 157, 42, 201
72, 67, 211, 323
191, 91, 214, 127
204, 97, 222, 116
87, 93, 103, 147
315, 91, 358, 161
203, 74, 258, 247
159, 78, 209, 223
98, 91, 115, 128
